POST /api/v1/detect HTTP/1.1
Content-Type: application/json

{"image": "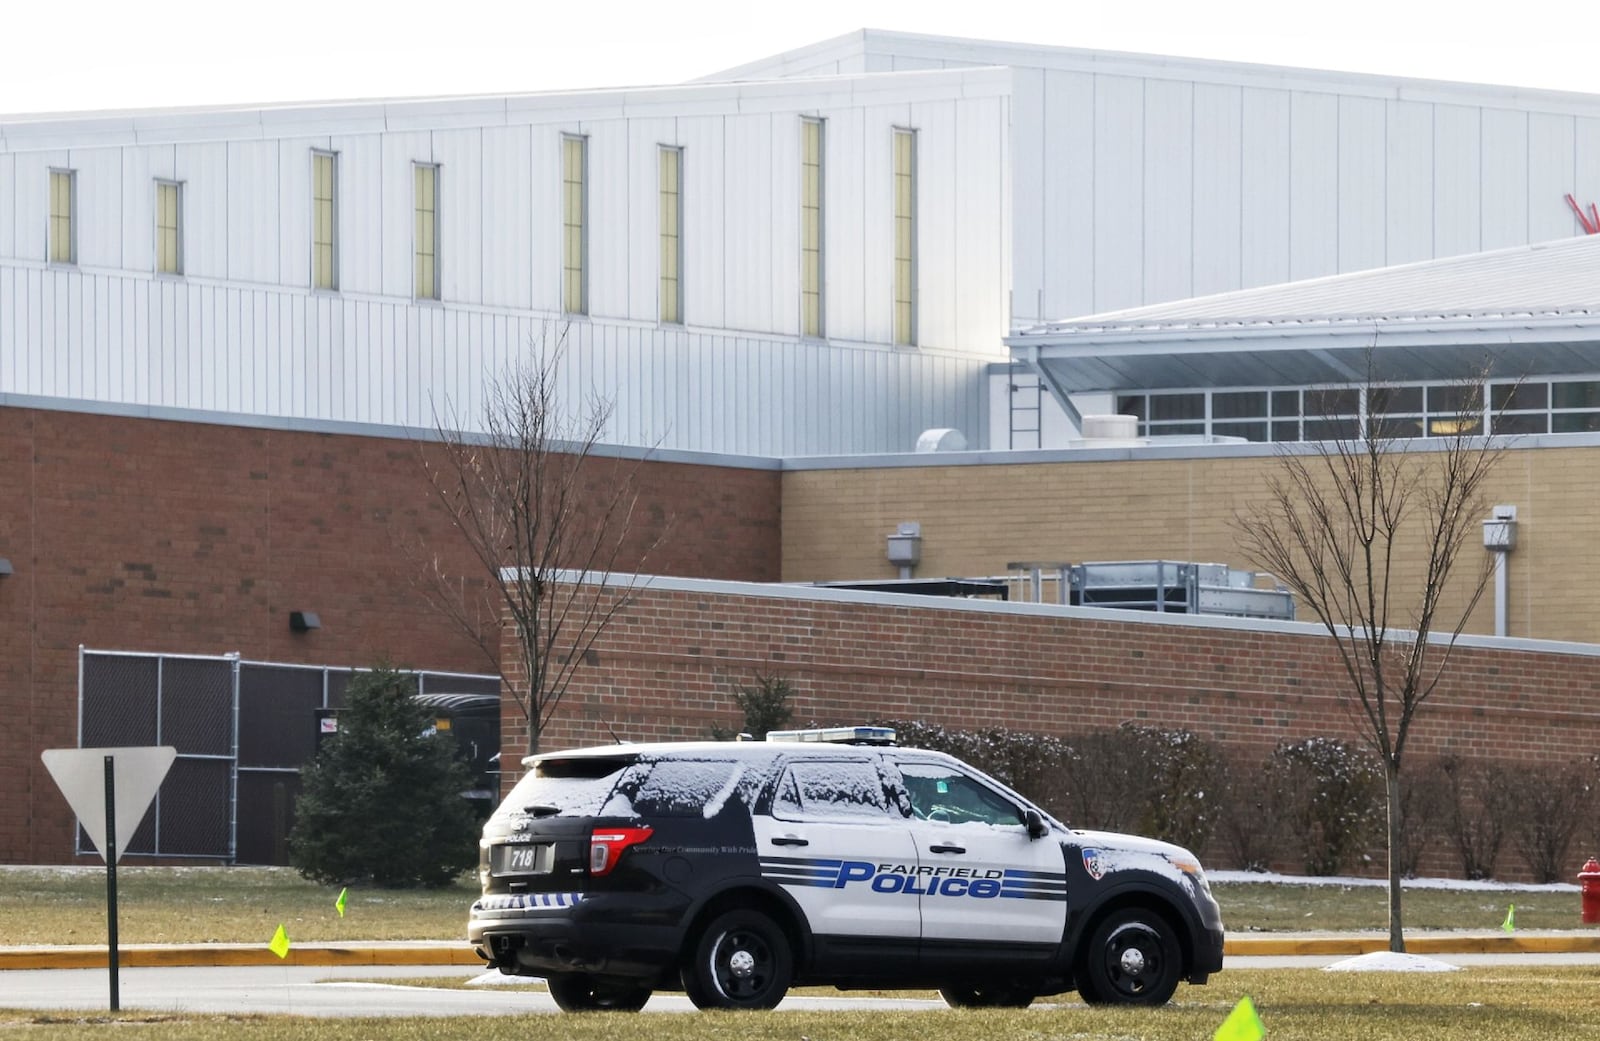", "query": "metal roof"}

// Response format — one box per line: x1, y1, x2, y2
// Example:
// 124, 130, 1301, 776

1007, 235, 1600, 403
